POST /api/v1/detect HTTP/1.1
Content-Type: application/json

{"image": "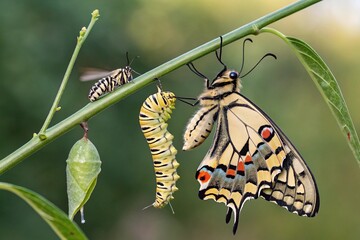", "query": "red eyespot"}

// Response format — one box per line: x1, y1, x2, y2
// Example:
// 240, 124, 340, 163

197, 171, 211, 183
259, 125, 274, 142
262, 129, 271, 139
